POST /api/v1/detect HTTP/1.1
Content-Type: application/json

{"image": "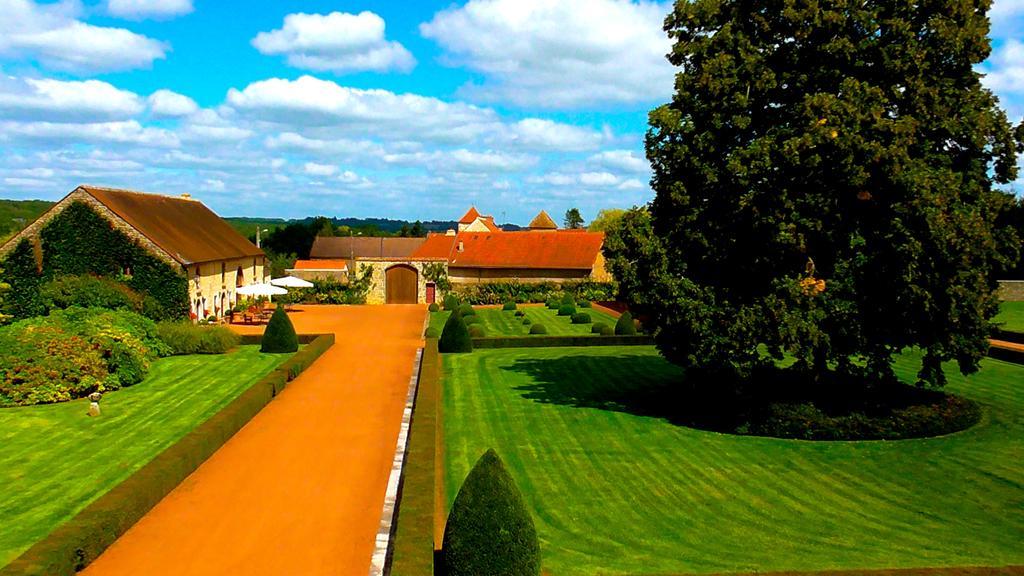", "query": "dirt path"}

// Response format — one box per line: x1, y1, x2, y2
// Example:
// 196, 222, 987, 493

83, 305, 426, 576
